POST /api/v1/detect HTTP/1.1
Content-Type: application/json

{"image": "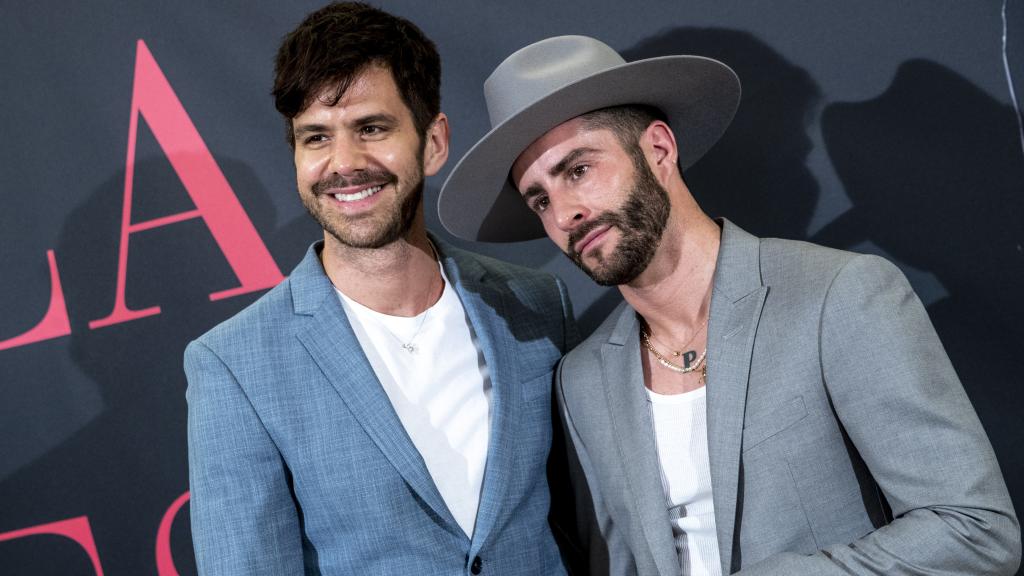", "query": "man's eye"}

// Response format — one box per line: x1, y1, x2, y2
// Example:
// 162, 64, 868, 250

304, 134, 327, 145
533, 196, 550, 213
570, 164, 589, 180
361, 125, 386, 136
